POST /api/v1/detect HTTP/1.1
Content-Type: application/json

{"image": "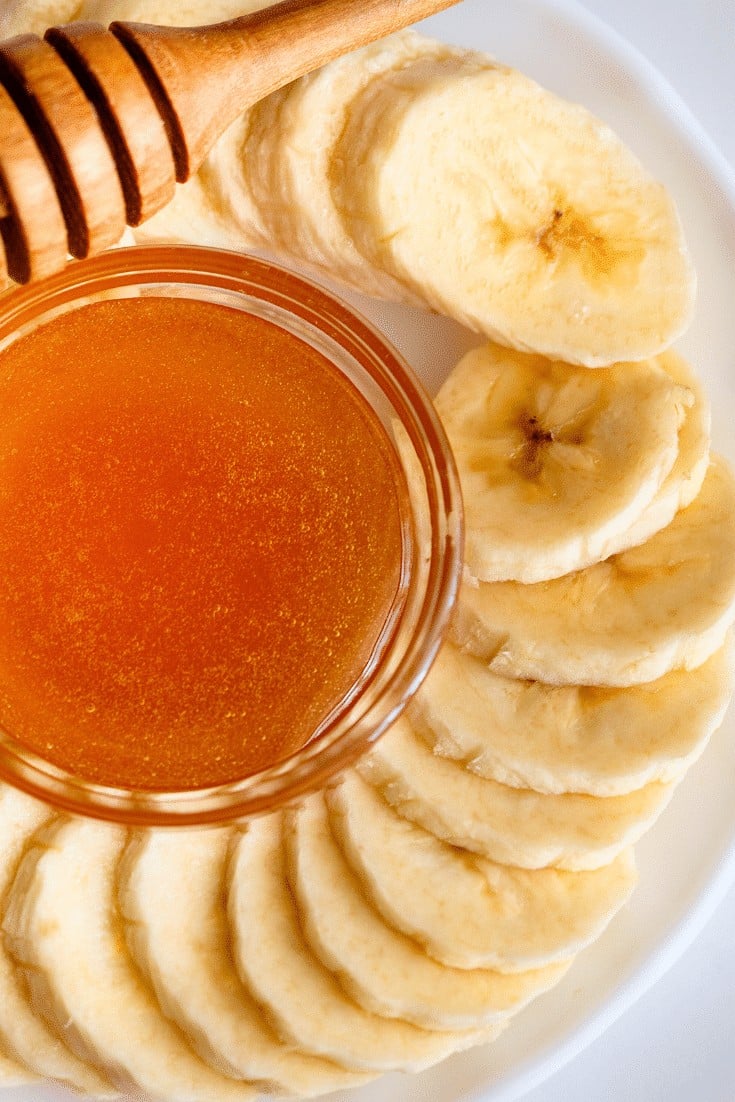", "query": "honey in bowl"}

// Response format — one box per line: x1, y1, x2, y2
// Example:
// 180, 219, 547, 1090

0, 293, 405, 792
